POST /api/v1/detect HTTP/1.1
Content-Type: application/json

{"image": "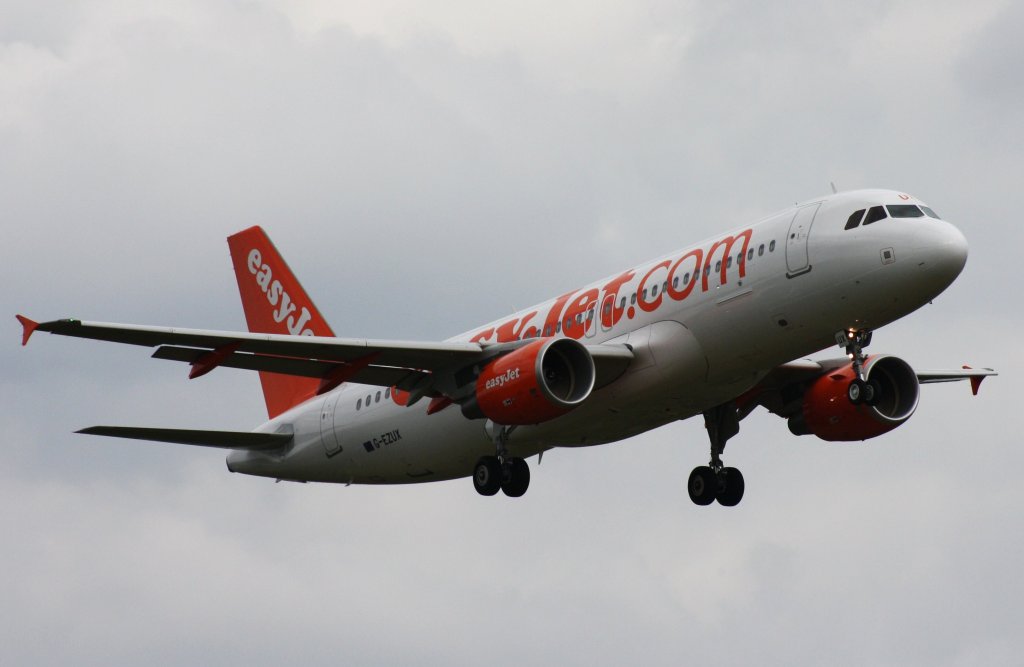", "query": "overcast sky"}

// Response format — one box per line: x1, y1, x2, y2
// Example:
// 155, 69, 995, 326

3, 1, 1022, 665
